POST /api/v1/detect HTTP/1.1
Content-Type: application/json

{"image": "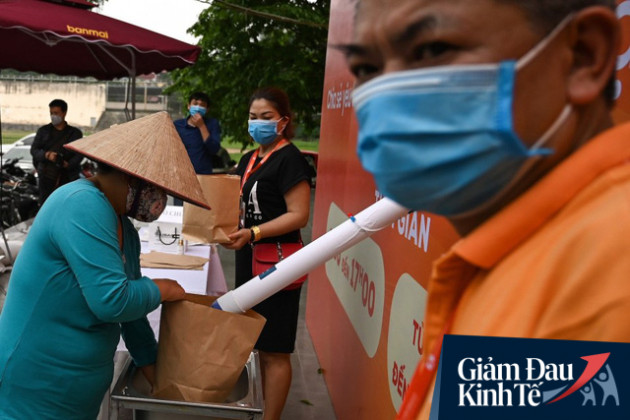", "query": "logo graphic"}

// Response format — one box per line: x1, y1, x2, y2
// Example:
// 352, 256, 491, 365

66, 25, 109, 40
434, 336, 630, 420
544, 353, 618, 406
454, 352, 619, 408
